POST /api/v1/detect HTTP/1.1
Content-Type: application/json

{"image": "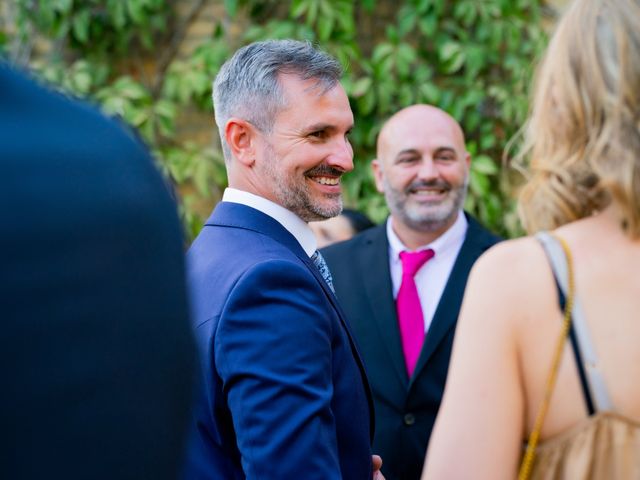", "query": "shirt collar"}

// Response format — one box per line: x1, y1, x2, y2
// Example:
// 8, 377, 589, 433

386, 210, 468, 260
222, 187, 317, 257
